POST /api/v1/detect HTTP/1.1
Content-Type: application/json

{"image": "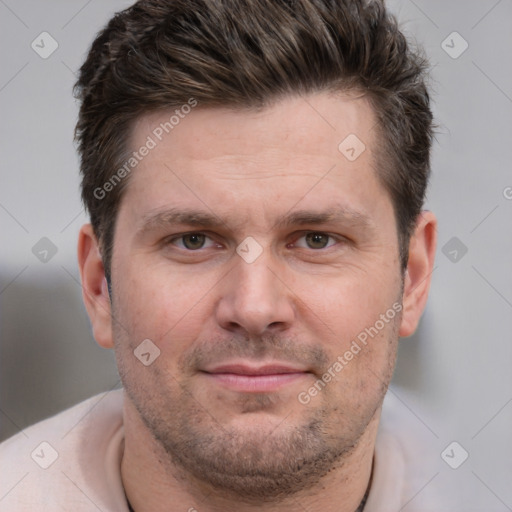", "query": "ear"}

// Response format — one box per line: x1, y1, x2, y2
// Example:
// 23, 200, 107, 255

77, 223, 114, 349
399, 210, 437, 337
